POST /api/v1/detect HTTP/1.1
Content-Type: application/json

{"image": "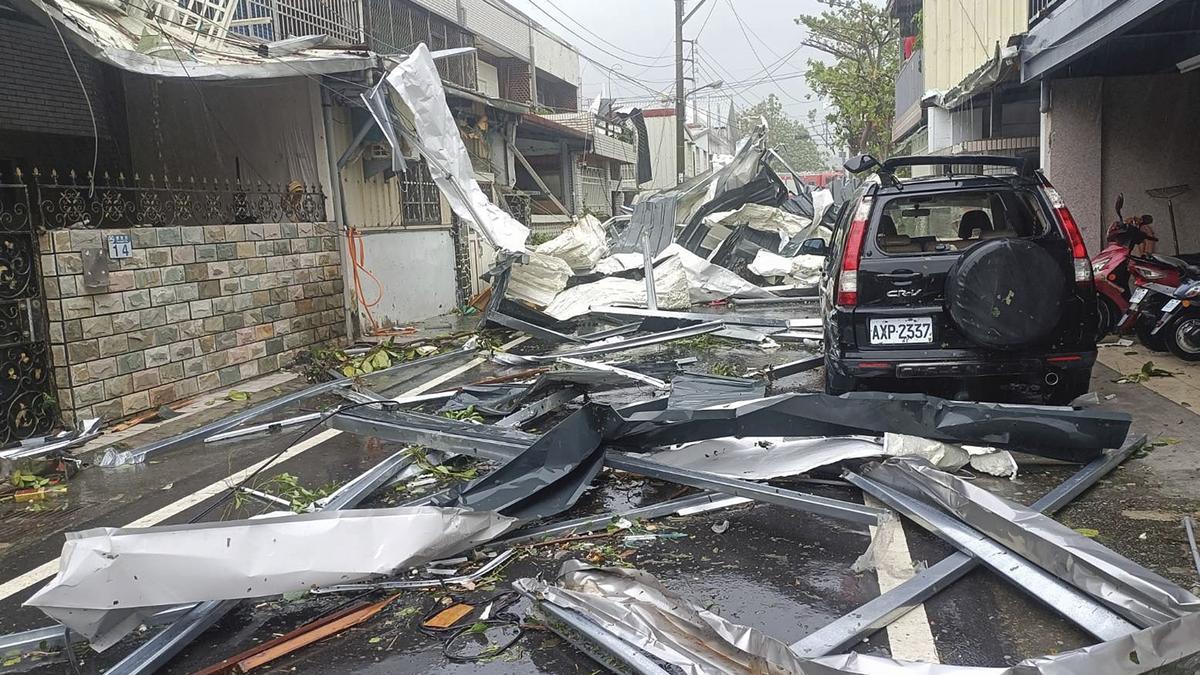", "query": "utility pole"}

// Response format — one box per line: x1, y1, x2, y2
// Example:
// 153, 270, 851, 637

675, 0, 686, 185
